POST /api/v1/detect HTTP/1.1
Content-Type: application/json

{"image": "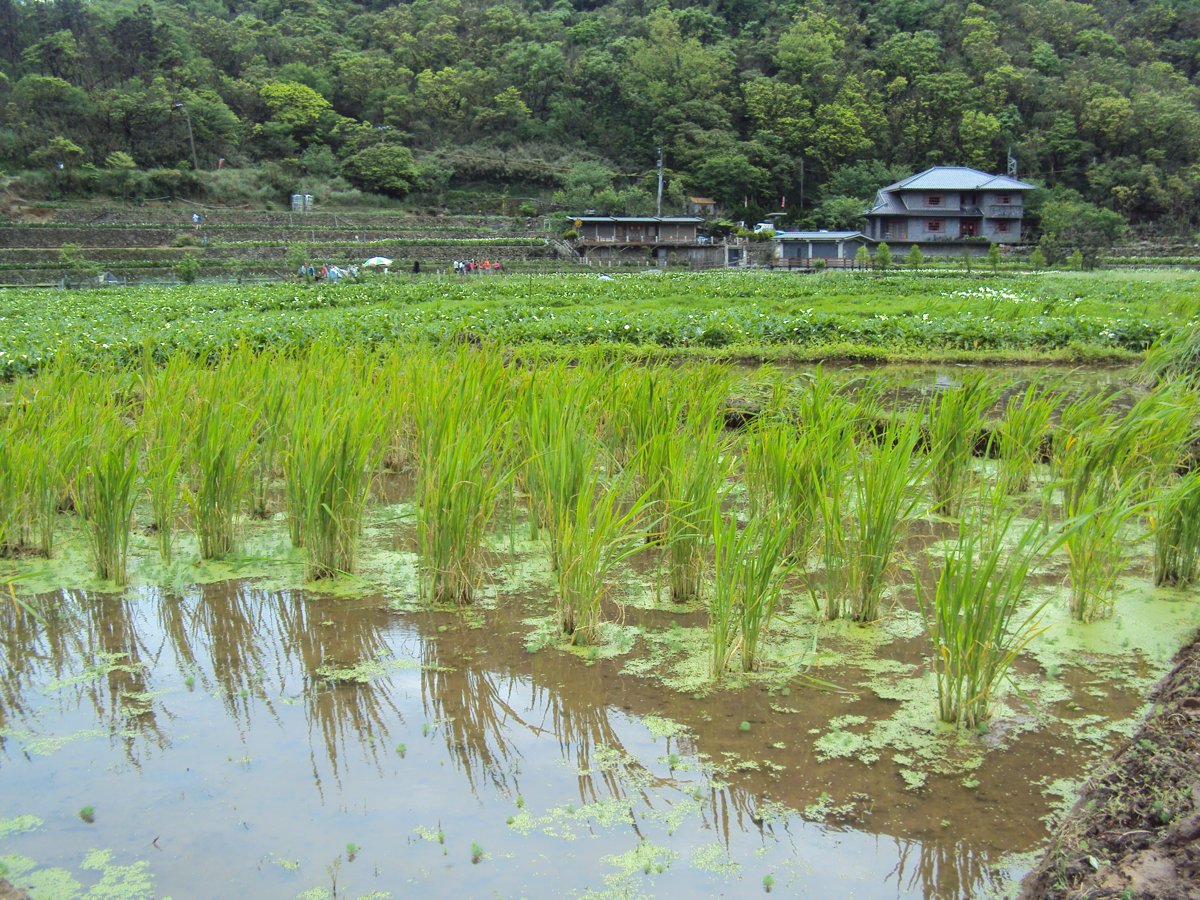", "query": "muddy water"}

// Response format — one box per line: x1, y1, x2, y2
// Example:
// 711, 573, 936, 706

0, 557, 1180, 899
